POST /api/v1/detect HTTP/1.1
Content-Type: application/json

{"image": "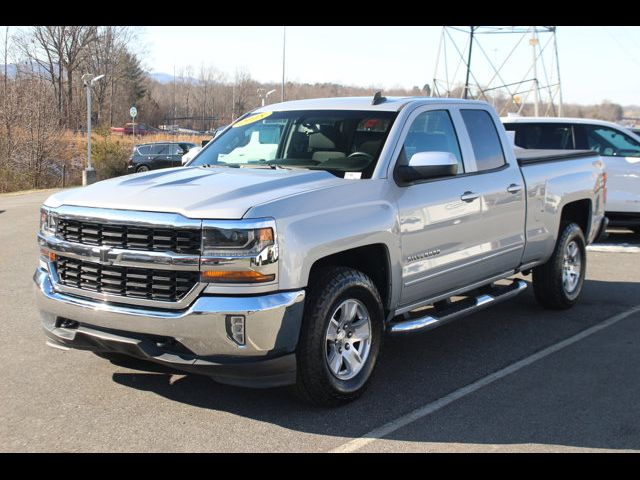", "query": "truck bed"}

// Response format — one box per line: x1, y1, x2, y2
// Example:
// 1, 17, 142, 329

516, 149, 595, 165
